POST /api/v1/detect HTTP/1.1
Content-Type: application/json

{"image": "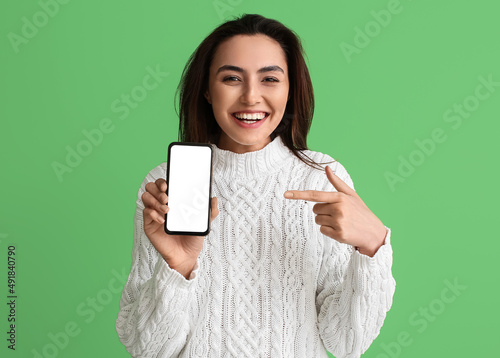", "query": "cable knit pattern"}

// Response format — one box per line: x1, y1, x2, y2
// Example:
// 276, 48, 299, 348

116, 135, 396, 357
